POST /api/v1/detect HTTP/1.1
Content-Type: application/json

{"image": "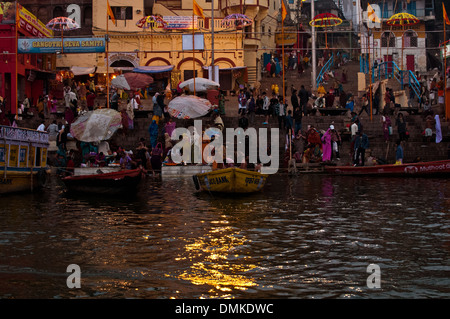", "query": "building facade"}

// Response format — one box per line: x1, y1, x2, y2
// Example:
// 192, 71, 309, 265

360, 0, 435, 72
0, 2, 55, 115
